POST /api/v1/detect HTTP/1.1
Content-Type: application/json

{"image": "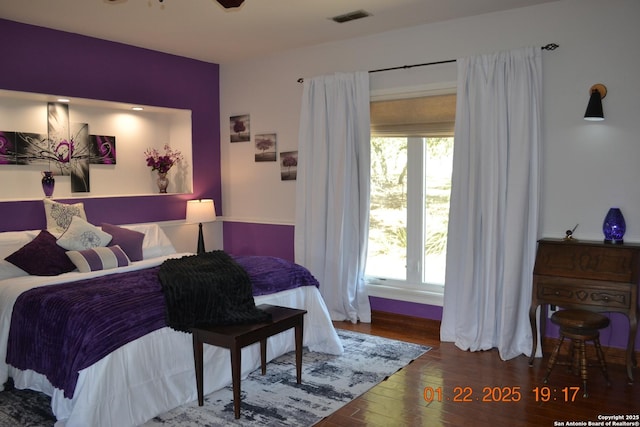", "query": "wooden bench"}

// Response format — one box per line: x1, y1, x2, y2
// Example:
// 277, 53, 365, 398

190, 304, 307, 419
